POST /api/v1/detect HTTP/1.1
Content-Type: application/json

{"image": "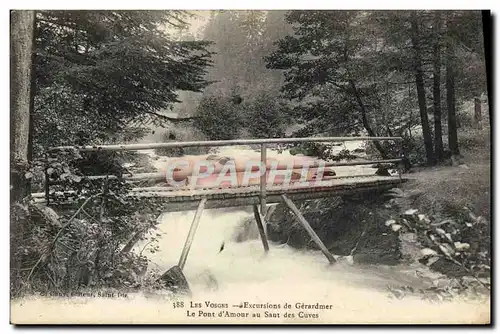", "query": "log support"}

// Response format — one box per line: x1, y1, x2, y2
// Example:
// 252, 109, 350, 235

260, 143, 267, 215
178, 197, 207, 270
281, 194, 336, 264
253, 205, 269, 253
